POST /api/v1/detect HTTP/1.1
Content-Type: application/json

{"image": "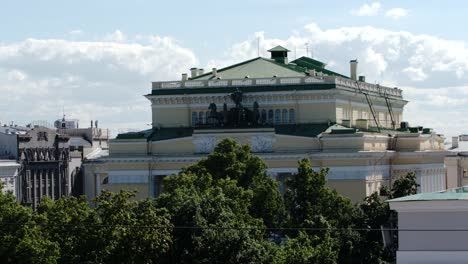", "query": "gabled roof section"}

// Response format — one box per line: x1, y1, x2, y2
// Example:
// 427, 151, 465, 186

191, 57, 306, 80
268, 45, 291, 52
291, 56, 349, 78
